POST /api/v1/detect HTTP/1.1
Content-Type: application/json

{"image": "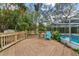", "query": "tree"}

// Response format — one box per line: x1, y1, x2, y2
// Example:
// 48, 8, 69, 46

53, 3, 78, 23
34, 3, 43, 33
0, 3, 29, 32
38, 4, 55, 31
